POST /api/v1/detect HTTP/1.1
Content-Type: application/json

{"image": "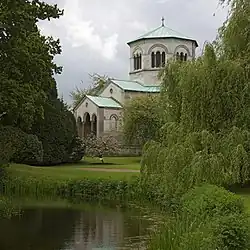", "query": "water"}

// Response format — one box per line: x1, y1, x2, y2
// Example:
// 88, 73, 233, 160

0, 200, 162, 250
